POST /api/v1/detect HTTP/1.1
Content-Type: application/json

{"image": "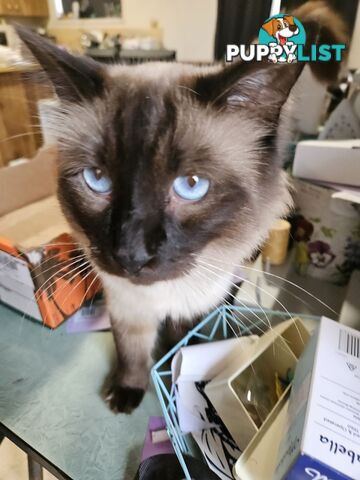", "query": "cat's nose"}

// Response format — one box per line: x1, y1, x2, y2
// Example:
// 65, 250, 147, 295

113, 216, 166, 274
115, 249, 154, 275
